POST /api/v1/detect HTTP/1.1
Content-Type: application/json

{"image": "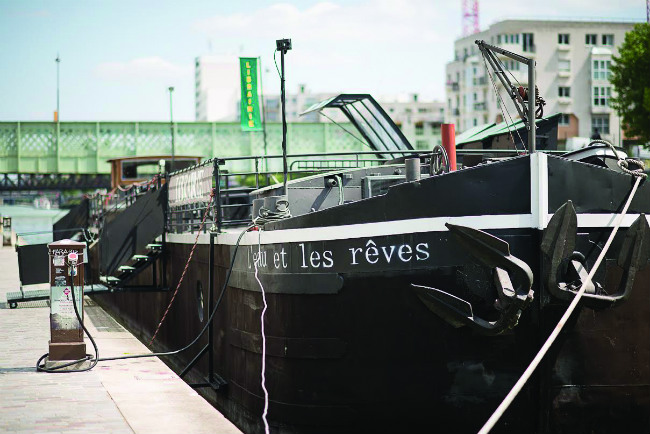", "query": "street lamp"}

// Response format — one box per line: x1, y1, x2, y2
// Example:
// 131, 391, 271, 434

168, 86, 175, 171
55, 54, 60, 122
